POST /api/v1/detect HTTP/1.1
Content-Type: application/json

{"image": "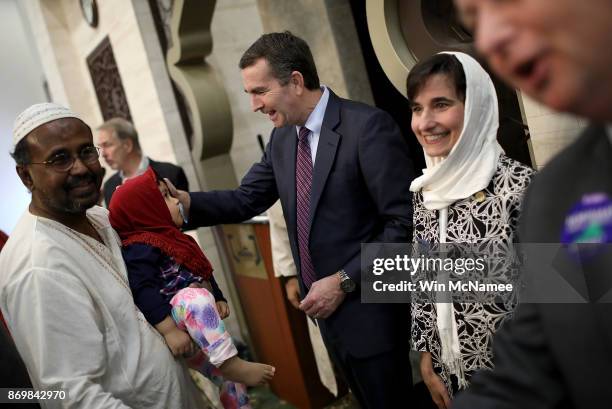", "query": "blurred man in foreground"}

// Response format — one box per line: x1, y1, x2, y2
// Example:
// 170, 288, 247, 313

451, 1, 612, 407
